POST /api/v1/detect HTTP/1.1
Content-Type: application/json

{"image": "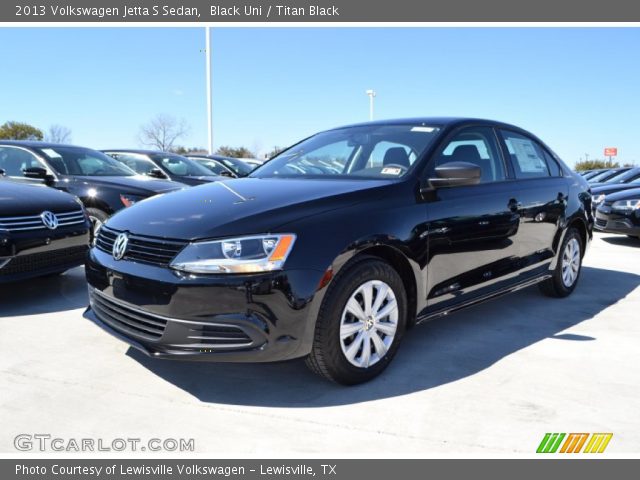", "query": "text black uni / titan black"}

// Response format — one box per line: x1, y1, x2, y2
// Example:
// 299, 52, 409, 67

83, 118, 593, 384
